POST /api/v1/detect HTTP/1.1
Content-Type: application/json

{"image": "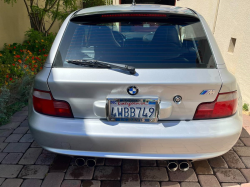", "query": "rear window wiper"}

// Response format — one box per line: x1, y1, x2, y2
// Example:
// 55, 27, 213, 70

66, 60, 136, 75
